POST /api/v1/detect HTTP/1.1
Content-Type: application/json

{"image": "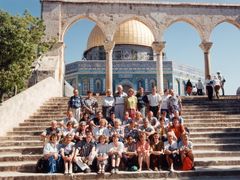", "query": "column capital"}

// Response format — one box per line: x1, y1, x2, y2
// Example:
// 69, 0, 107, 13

104, 40, 115, 52
199, 41, 213, 53
152, 41, 166, 53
